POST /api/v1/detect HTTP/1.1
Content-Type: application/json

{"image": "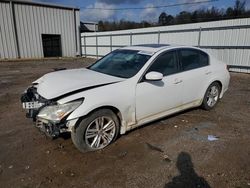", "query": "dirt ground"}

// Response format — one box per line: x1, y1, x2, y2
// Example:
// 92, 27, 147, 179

0, 58, 249, 188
